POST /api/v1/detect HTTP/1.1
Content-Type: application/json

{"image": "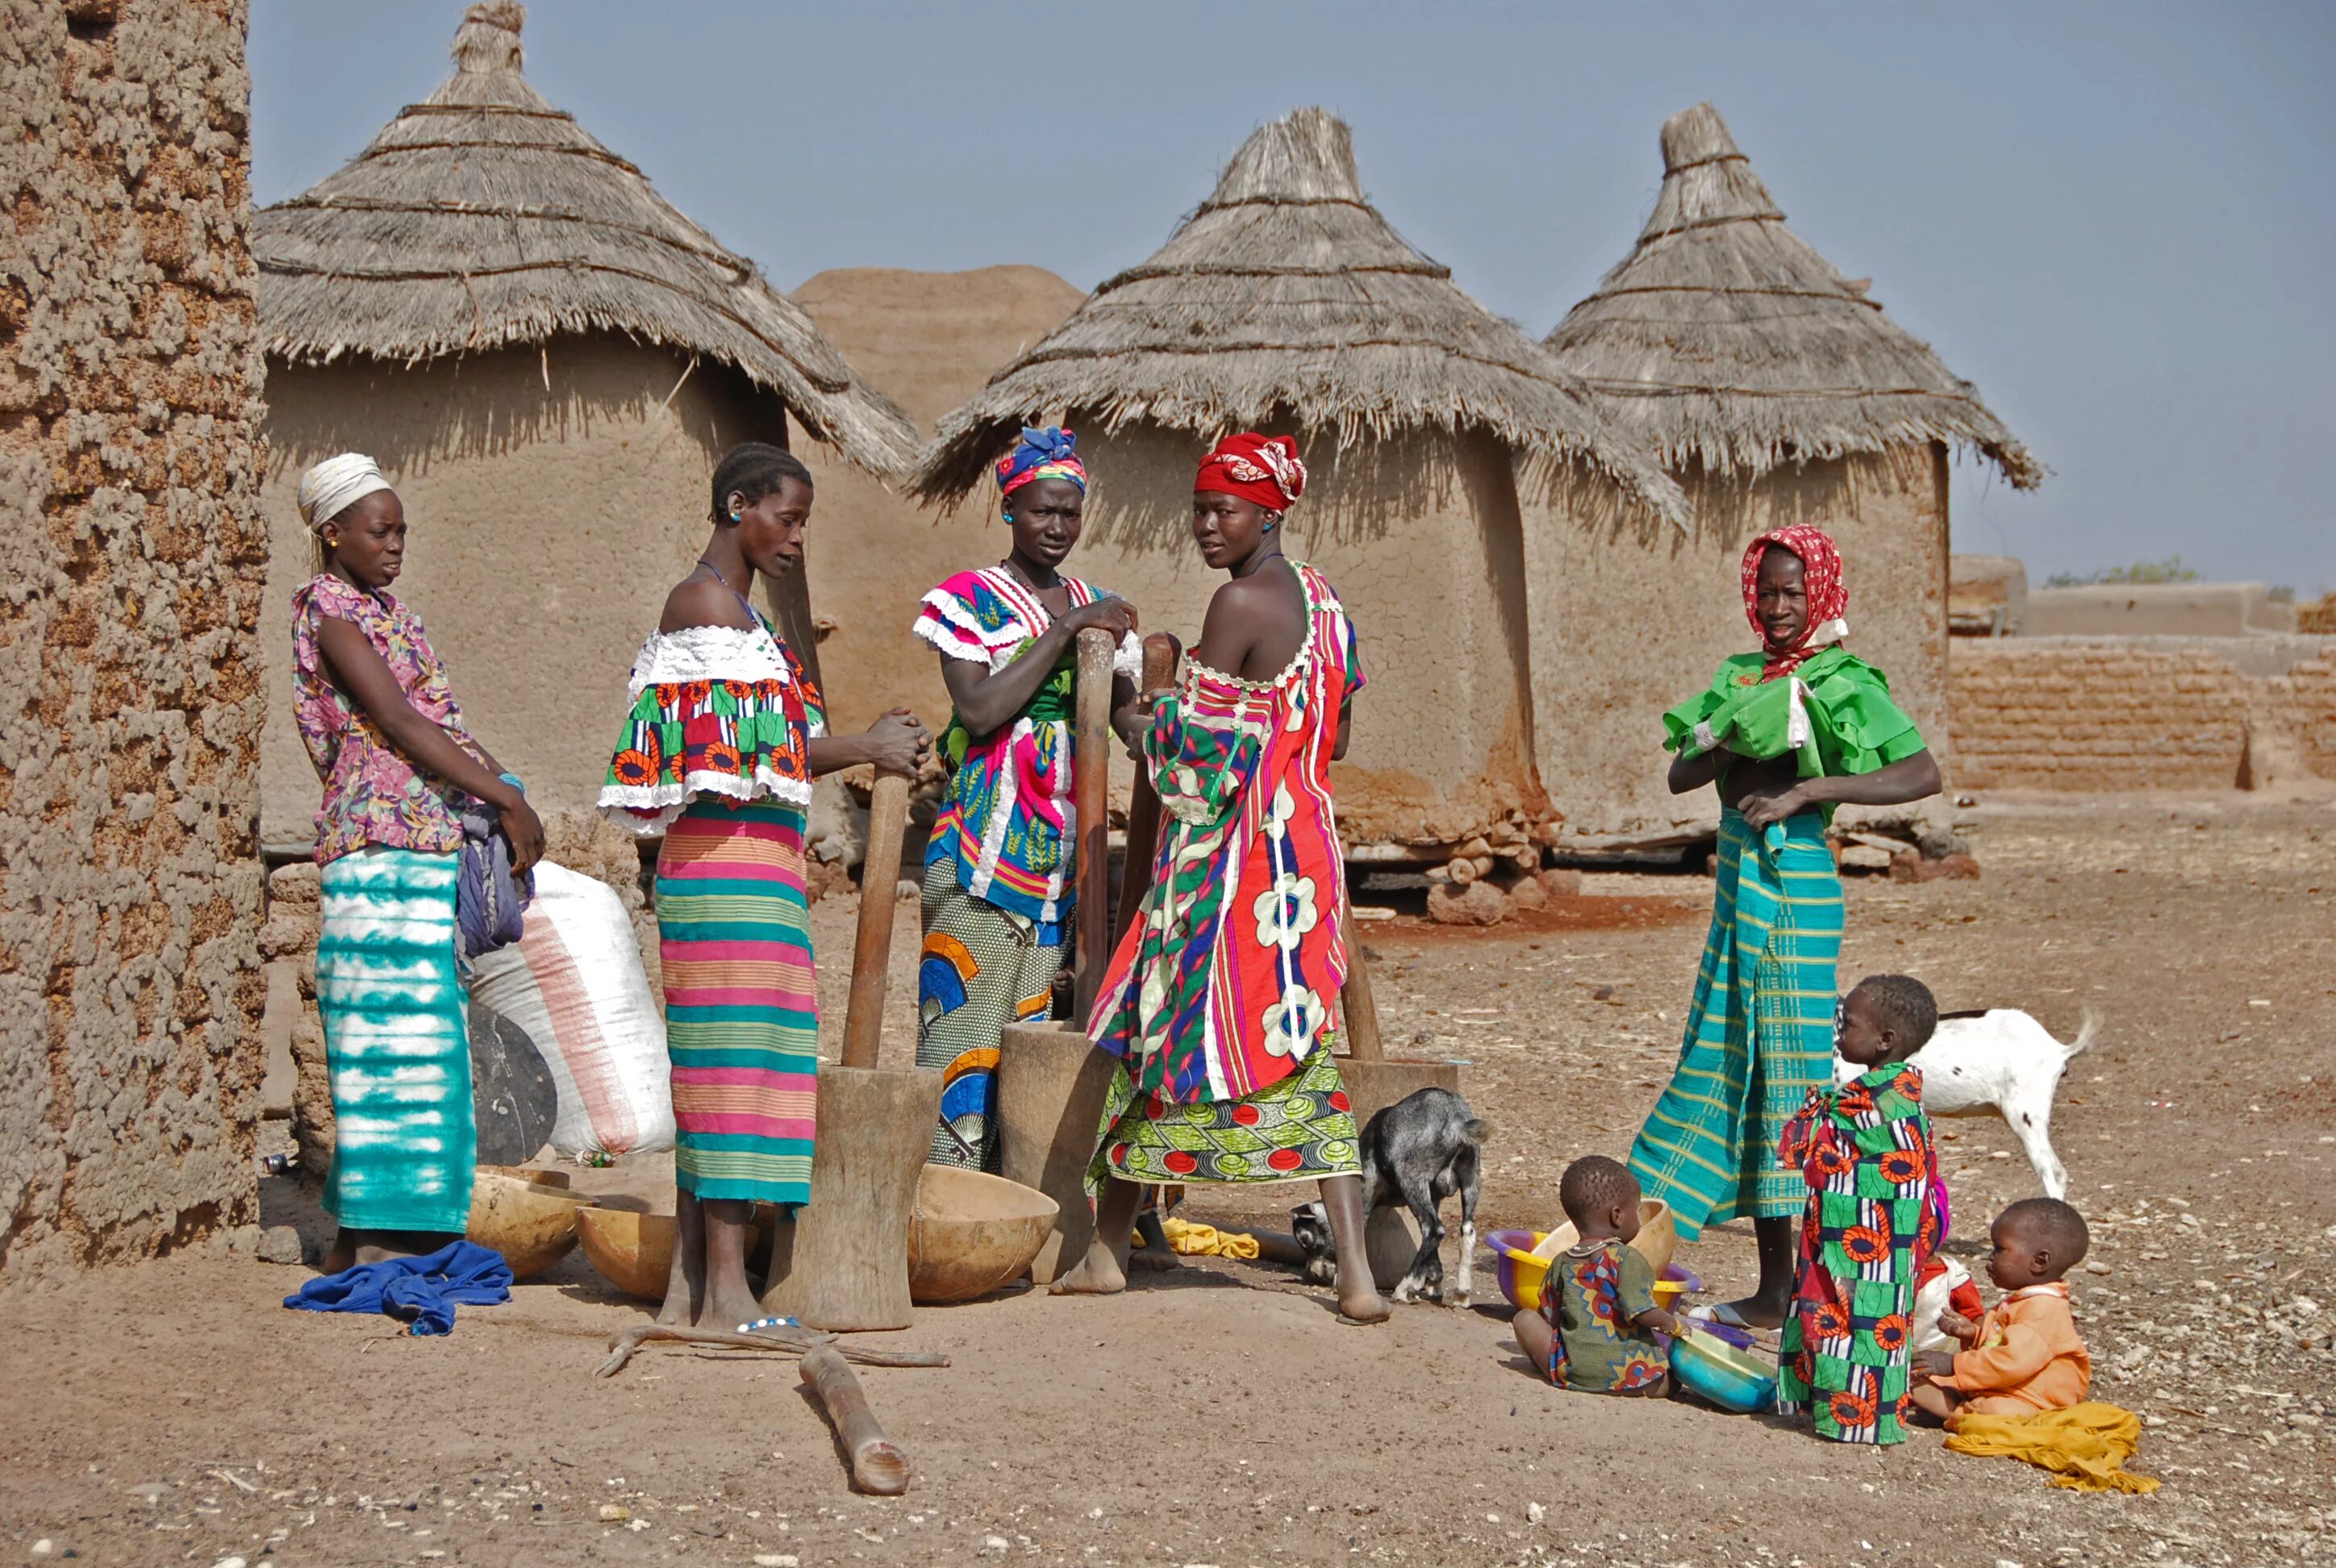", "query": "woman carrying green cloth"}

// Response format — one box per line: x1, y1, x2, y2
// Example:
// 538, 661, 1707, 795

1629, 523, 1941, 1331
